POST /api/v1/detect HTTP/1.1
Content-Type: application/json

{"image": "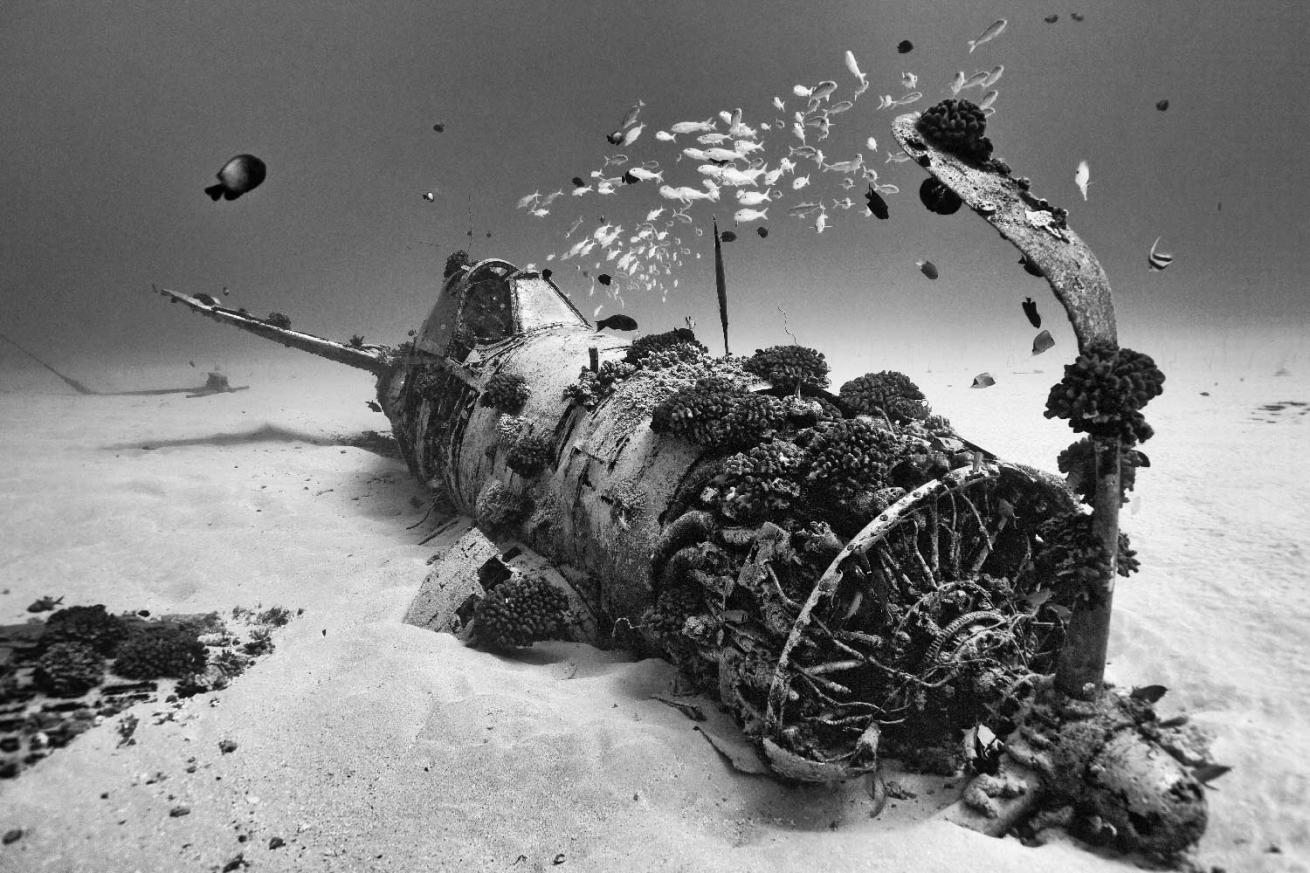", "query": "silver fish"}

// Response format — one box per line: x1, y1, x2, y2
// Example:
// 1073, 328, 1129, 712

733, 207, 769, 224
1148, 236, 1174, 271
968, 19, 1007, 53
981, 65, 1005, 87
